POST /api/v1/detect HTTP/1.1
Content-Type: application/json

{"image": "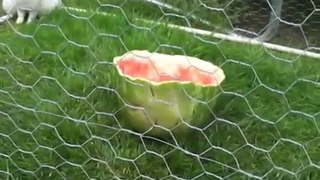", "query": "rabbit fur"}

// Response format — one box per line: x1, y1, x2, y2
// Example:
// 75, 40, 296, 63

1, 0, 63, 24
